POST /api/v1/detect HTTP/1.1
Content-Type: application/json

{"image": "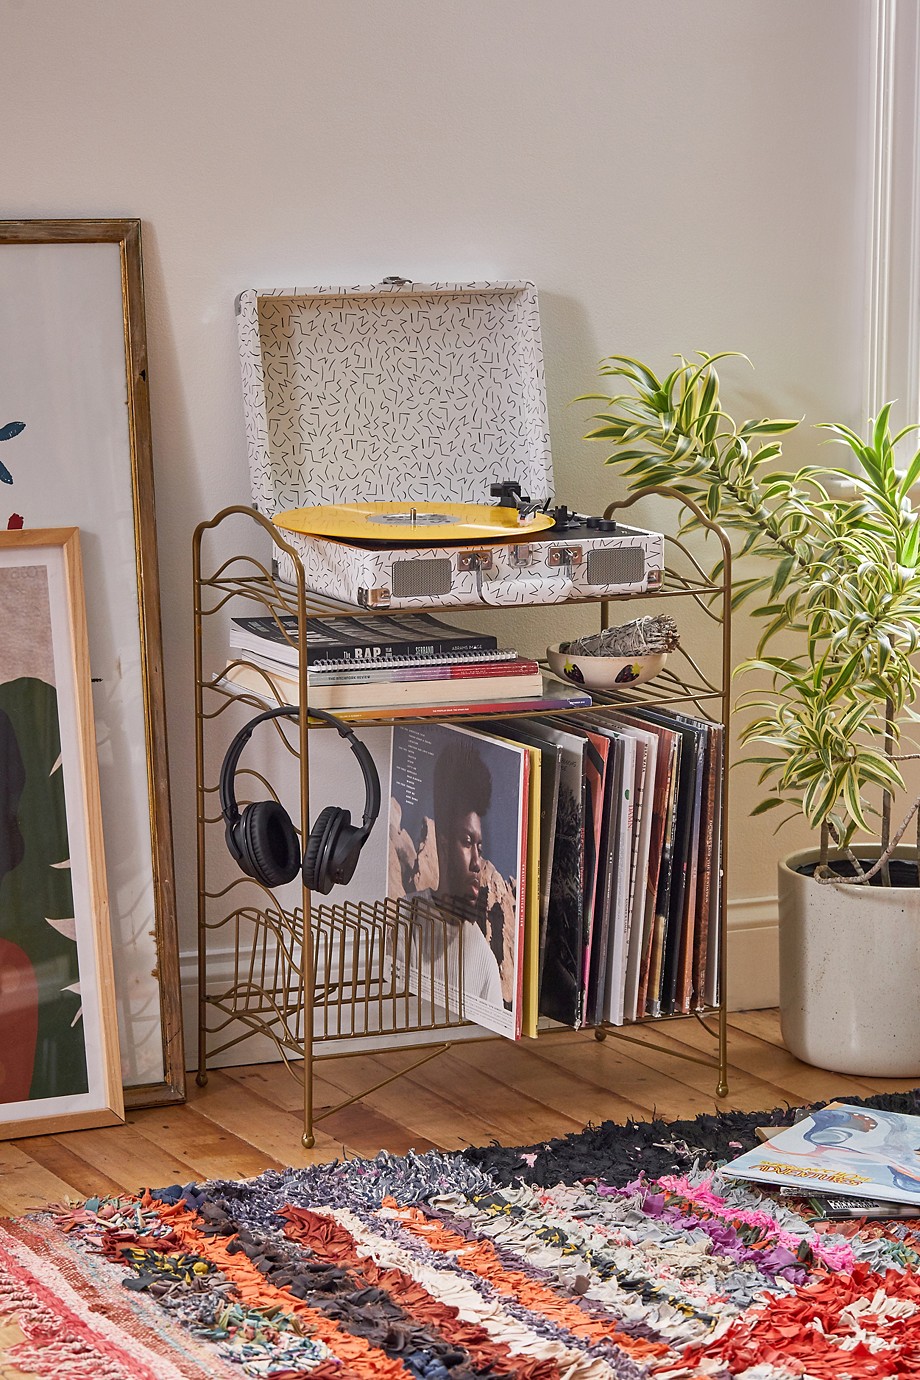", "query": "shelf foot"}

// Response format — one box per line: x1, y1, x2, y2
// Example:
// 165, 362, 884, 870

302, 1132, 315, 1150
594, 1028, 608, 1042
195, 1071, 209, 1088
